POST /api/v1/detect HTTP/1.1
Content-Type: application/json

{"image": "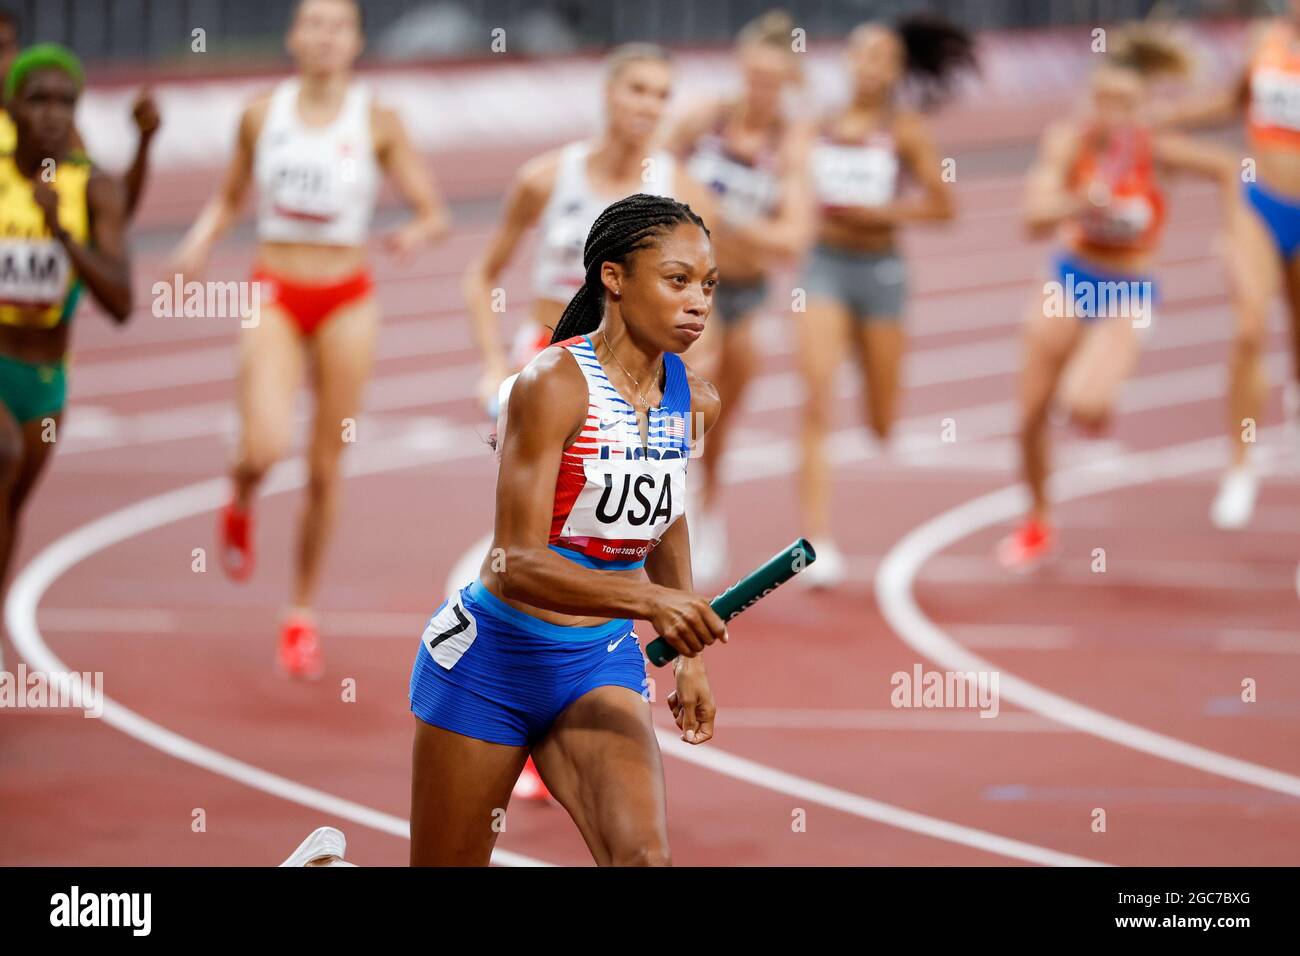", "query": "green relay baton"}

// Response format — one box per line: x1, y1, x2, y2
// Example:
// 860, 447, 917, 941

645, 538, 816, 667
